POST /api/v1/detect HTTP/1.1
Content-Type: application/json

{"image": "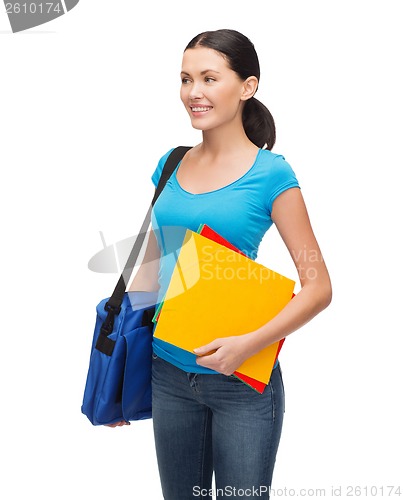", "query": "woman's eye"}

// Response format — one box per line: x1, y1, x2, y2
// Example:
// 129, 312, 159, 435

181, 77, 191, 84
205, 77, 215, 83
